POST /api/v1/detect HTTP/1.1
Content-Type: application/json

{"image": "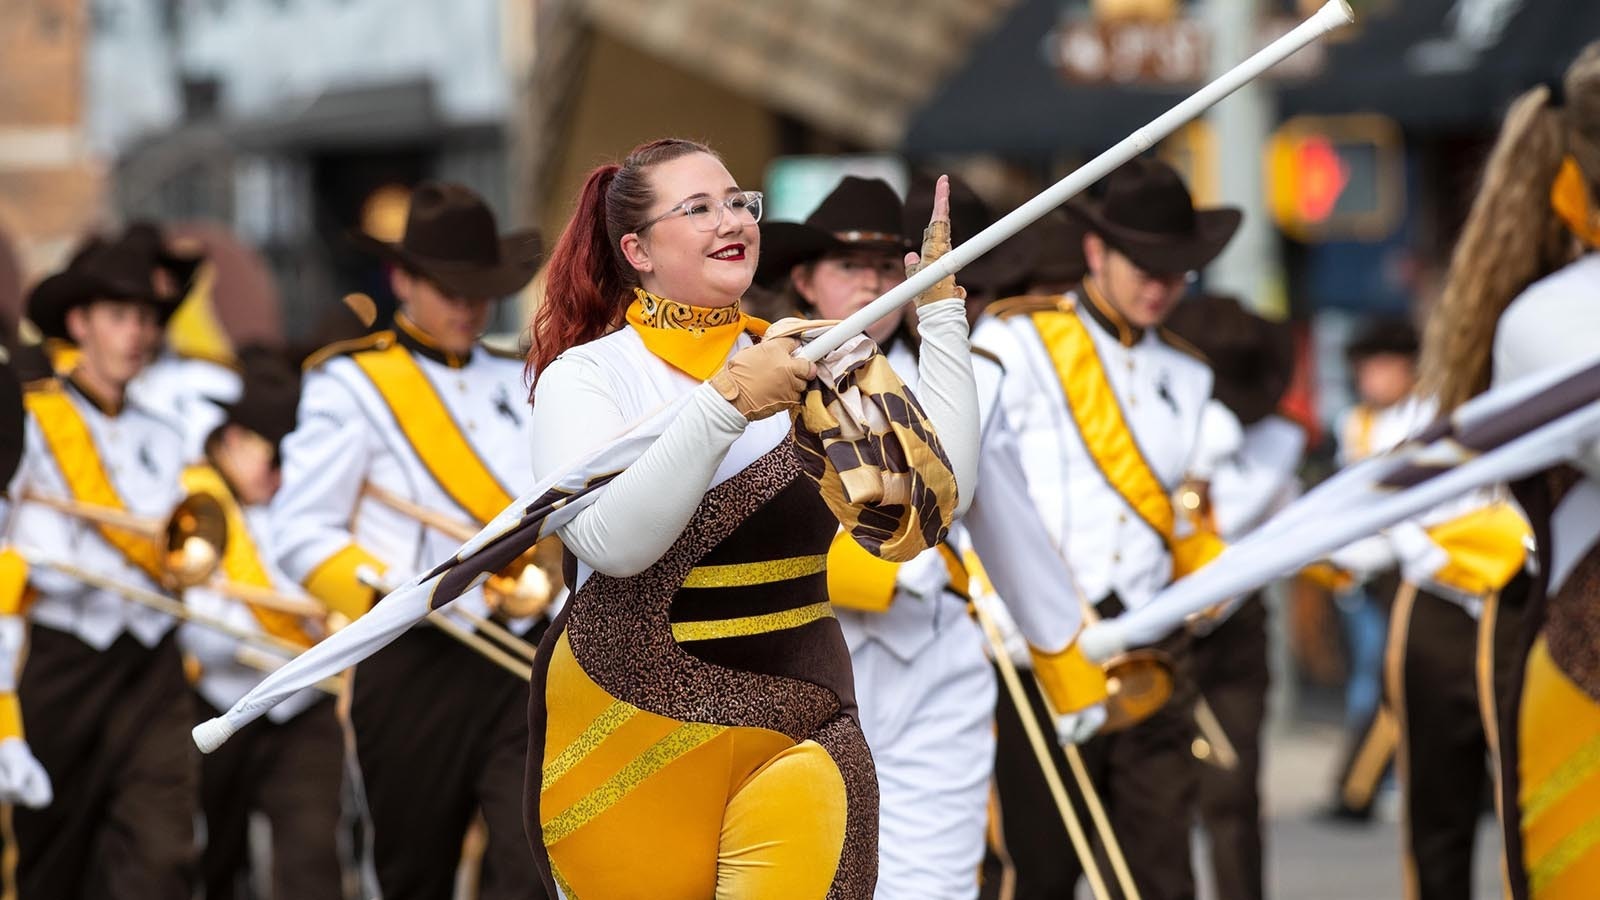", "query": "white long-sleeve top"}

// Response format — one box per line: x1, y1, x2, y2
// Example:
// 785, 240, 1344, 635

271, 332, 535, 629
530, 298, 980, 587
4, 380, 185, 649
972, 298, 1214, 610
1494, 251, 1600, 596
